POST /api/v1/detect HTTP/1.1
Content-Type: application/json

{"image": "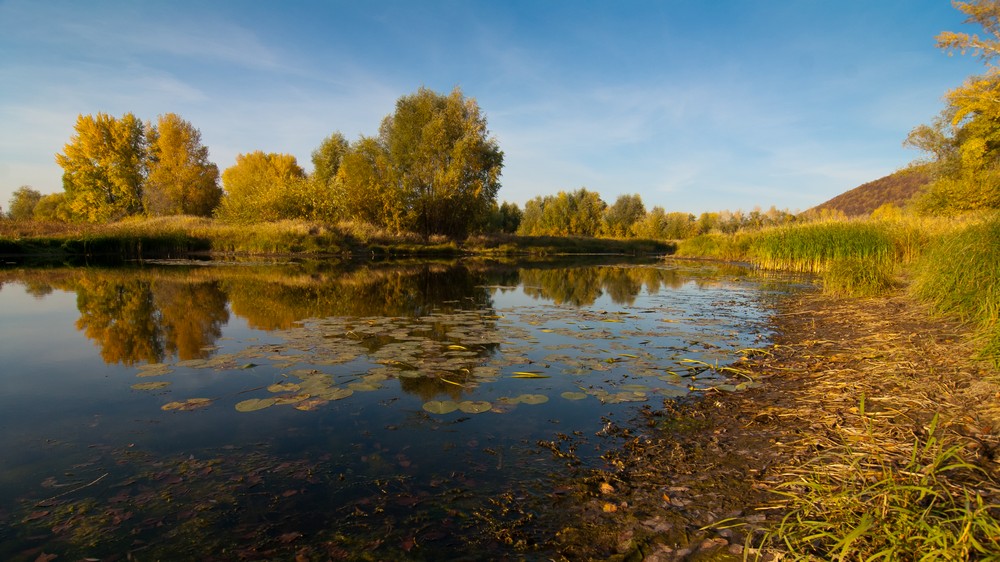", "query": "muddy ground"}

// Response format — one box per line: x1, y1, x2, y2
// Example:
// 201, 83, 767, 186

544, 286, 1000, 561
